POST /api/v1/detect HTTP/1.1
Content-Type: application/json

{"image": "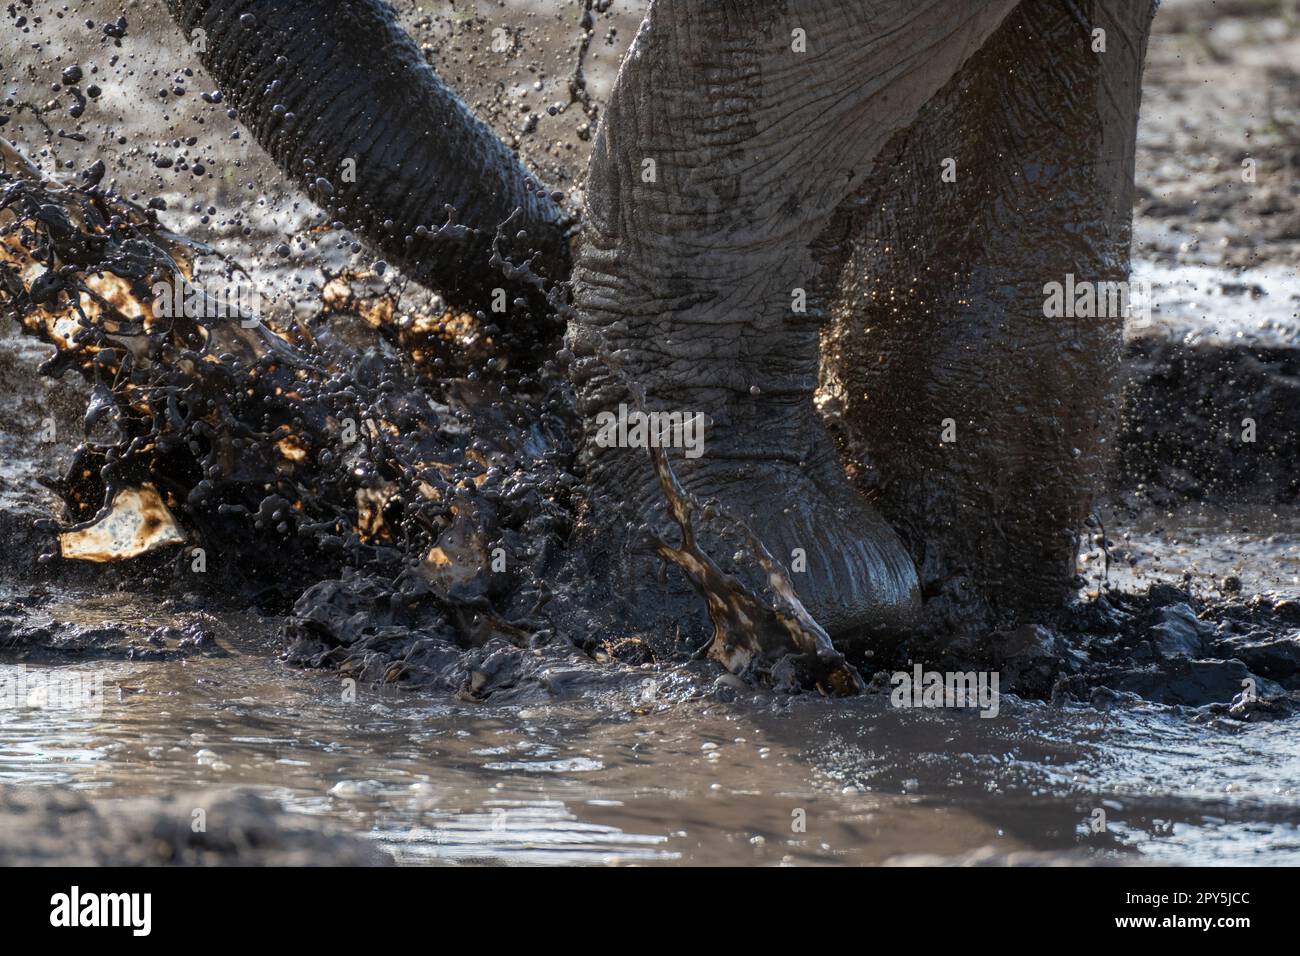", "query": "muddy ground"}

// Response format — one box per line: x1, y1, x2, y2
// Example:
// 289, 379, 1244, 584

0, 785, 391, 865
0, 0, 1298, 865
